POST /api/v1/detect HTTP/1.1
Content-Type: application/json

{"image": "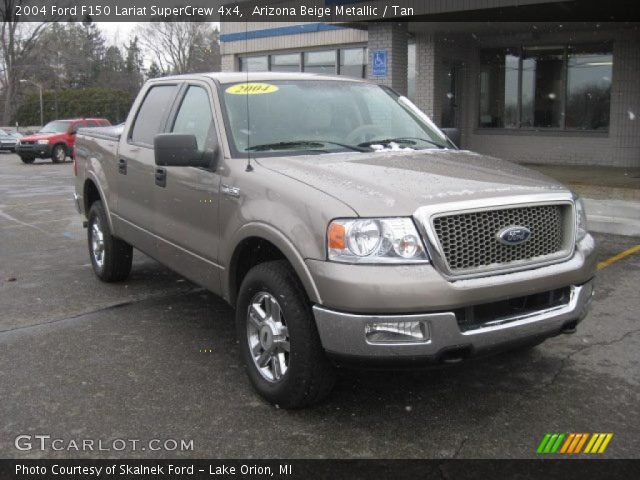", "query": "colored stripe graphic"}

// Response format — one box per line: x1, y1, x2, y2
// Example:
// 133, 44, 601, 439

537, 433, 565, 454
538, 433, 613, 454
